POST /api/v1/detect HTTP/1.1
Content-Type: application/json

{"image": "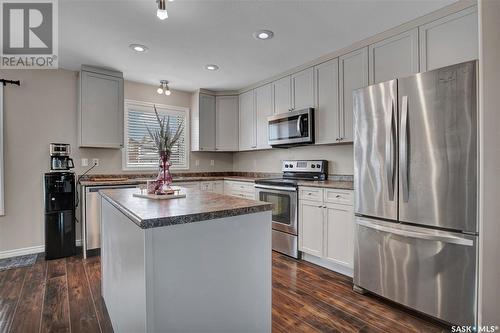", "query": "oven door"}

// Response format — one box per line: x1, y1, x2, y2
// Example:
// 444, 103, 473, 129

255, 185, 297, 235
268, 108, 314, 146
